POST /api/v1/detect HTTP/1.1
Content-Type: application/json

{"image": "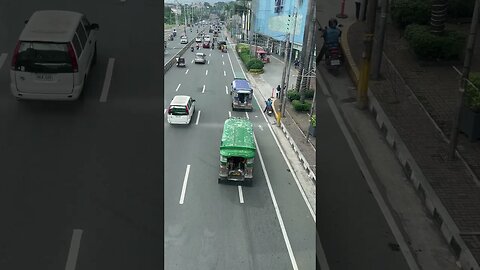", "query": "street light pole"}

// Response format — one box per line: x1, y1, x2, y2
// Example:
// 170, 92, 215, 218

448, 0, 480, 159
